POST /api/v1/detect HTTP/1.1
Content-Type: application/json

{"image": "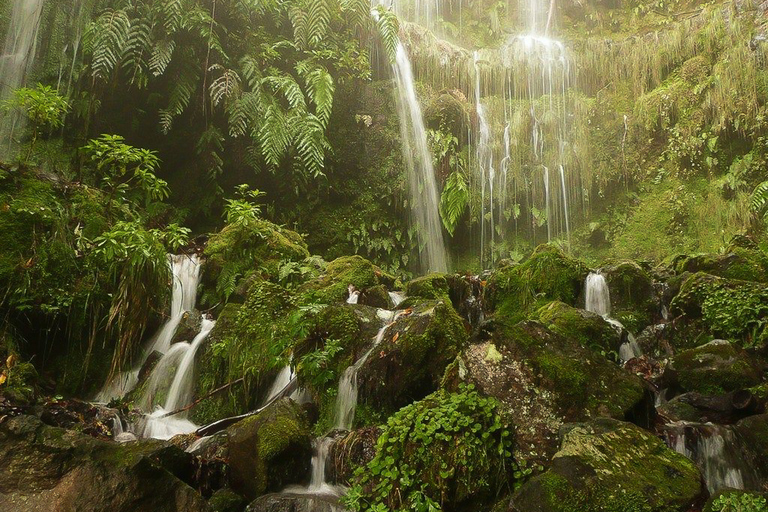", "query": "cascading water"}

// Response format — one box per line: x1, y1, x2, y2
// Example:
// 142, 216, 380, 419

0, 0, 45, 151
584, 272, 642, 361
141, 319, 215, 440
373, 4, 448, 273
96, 254, 201, 403
664, 422, 758, 493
